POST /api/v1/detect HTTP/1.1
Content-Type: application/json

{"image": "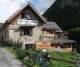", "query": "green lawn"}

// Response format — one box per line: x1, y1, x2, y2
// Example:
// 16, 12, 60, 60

49, 51, 78, 67
50, 51, 78, 61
